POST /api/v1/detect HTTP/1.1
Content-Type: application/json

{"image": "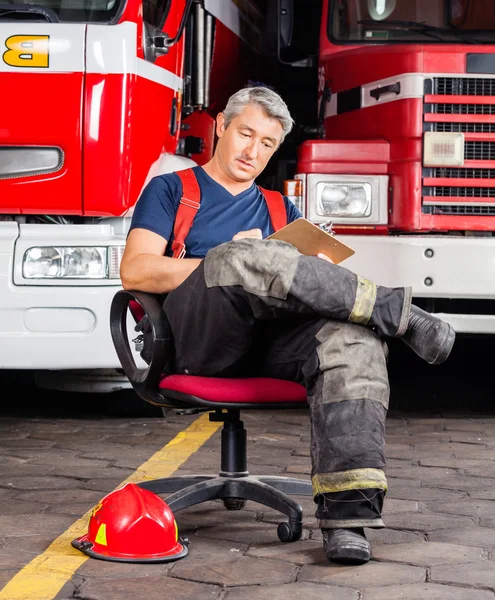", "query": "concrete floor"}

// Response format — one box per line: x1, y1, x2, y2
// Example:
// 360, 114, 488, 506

0, 336, 494, 599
